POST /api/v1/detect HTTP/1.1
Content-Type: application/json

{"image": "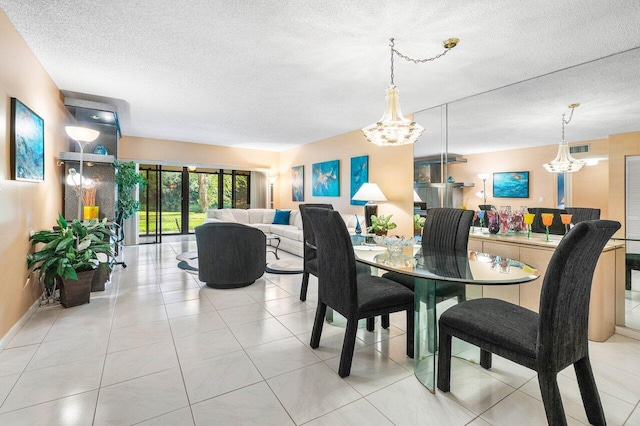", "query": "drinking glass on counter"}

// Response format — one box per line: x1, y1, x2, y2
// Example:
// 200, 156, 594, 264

524, 213, 536, 239
541, 213, 554, 242
560, 214, 573, 235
